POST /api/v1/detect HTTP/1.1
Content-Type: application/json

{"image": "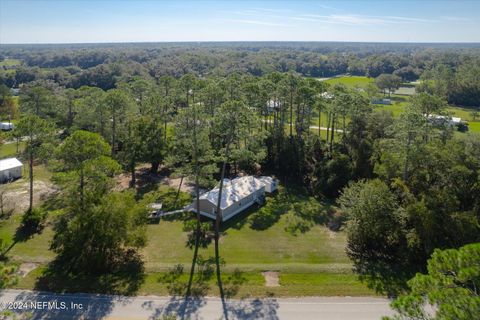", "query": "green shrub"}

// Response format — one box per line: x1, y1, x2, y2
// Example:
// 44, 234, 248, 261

284, 213, 313, 236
